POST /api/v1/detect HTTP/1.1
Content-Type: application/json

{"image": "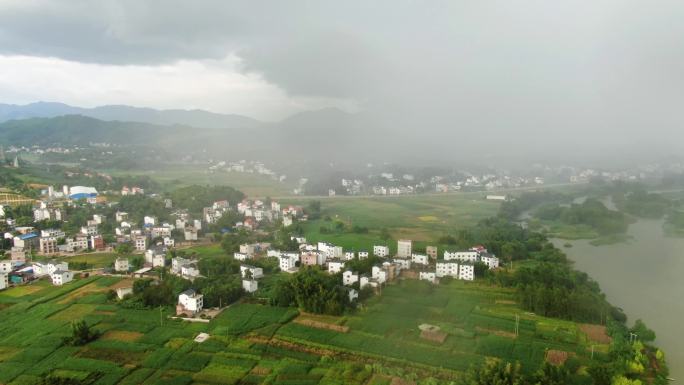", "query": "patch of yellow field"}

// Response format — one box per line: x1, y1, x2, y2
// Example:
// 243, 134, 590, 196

109, 279, 135, 290
49, 304, 97, 321
165, 338, 187, 349
101, 330, 144, 342
0, 285, 45, 297
0, 346, 20, 361
418, 215, 439, 222
57, 283, 106, 304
